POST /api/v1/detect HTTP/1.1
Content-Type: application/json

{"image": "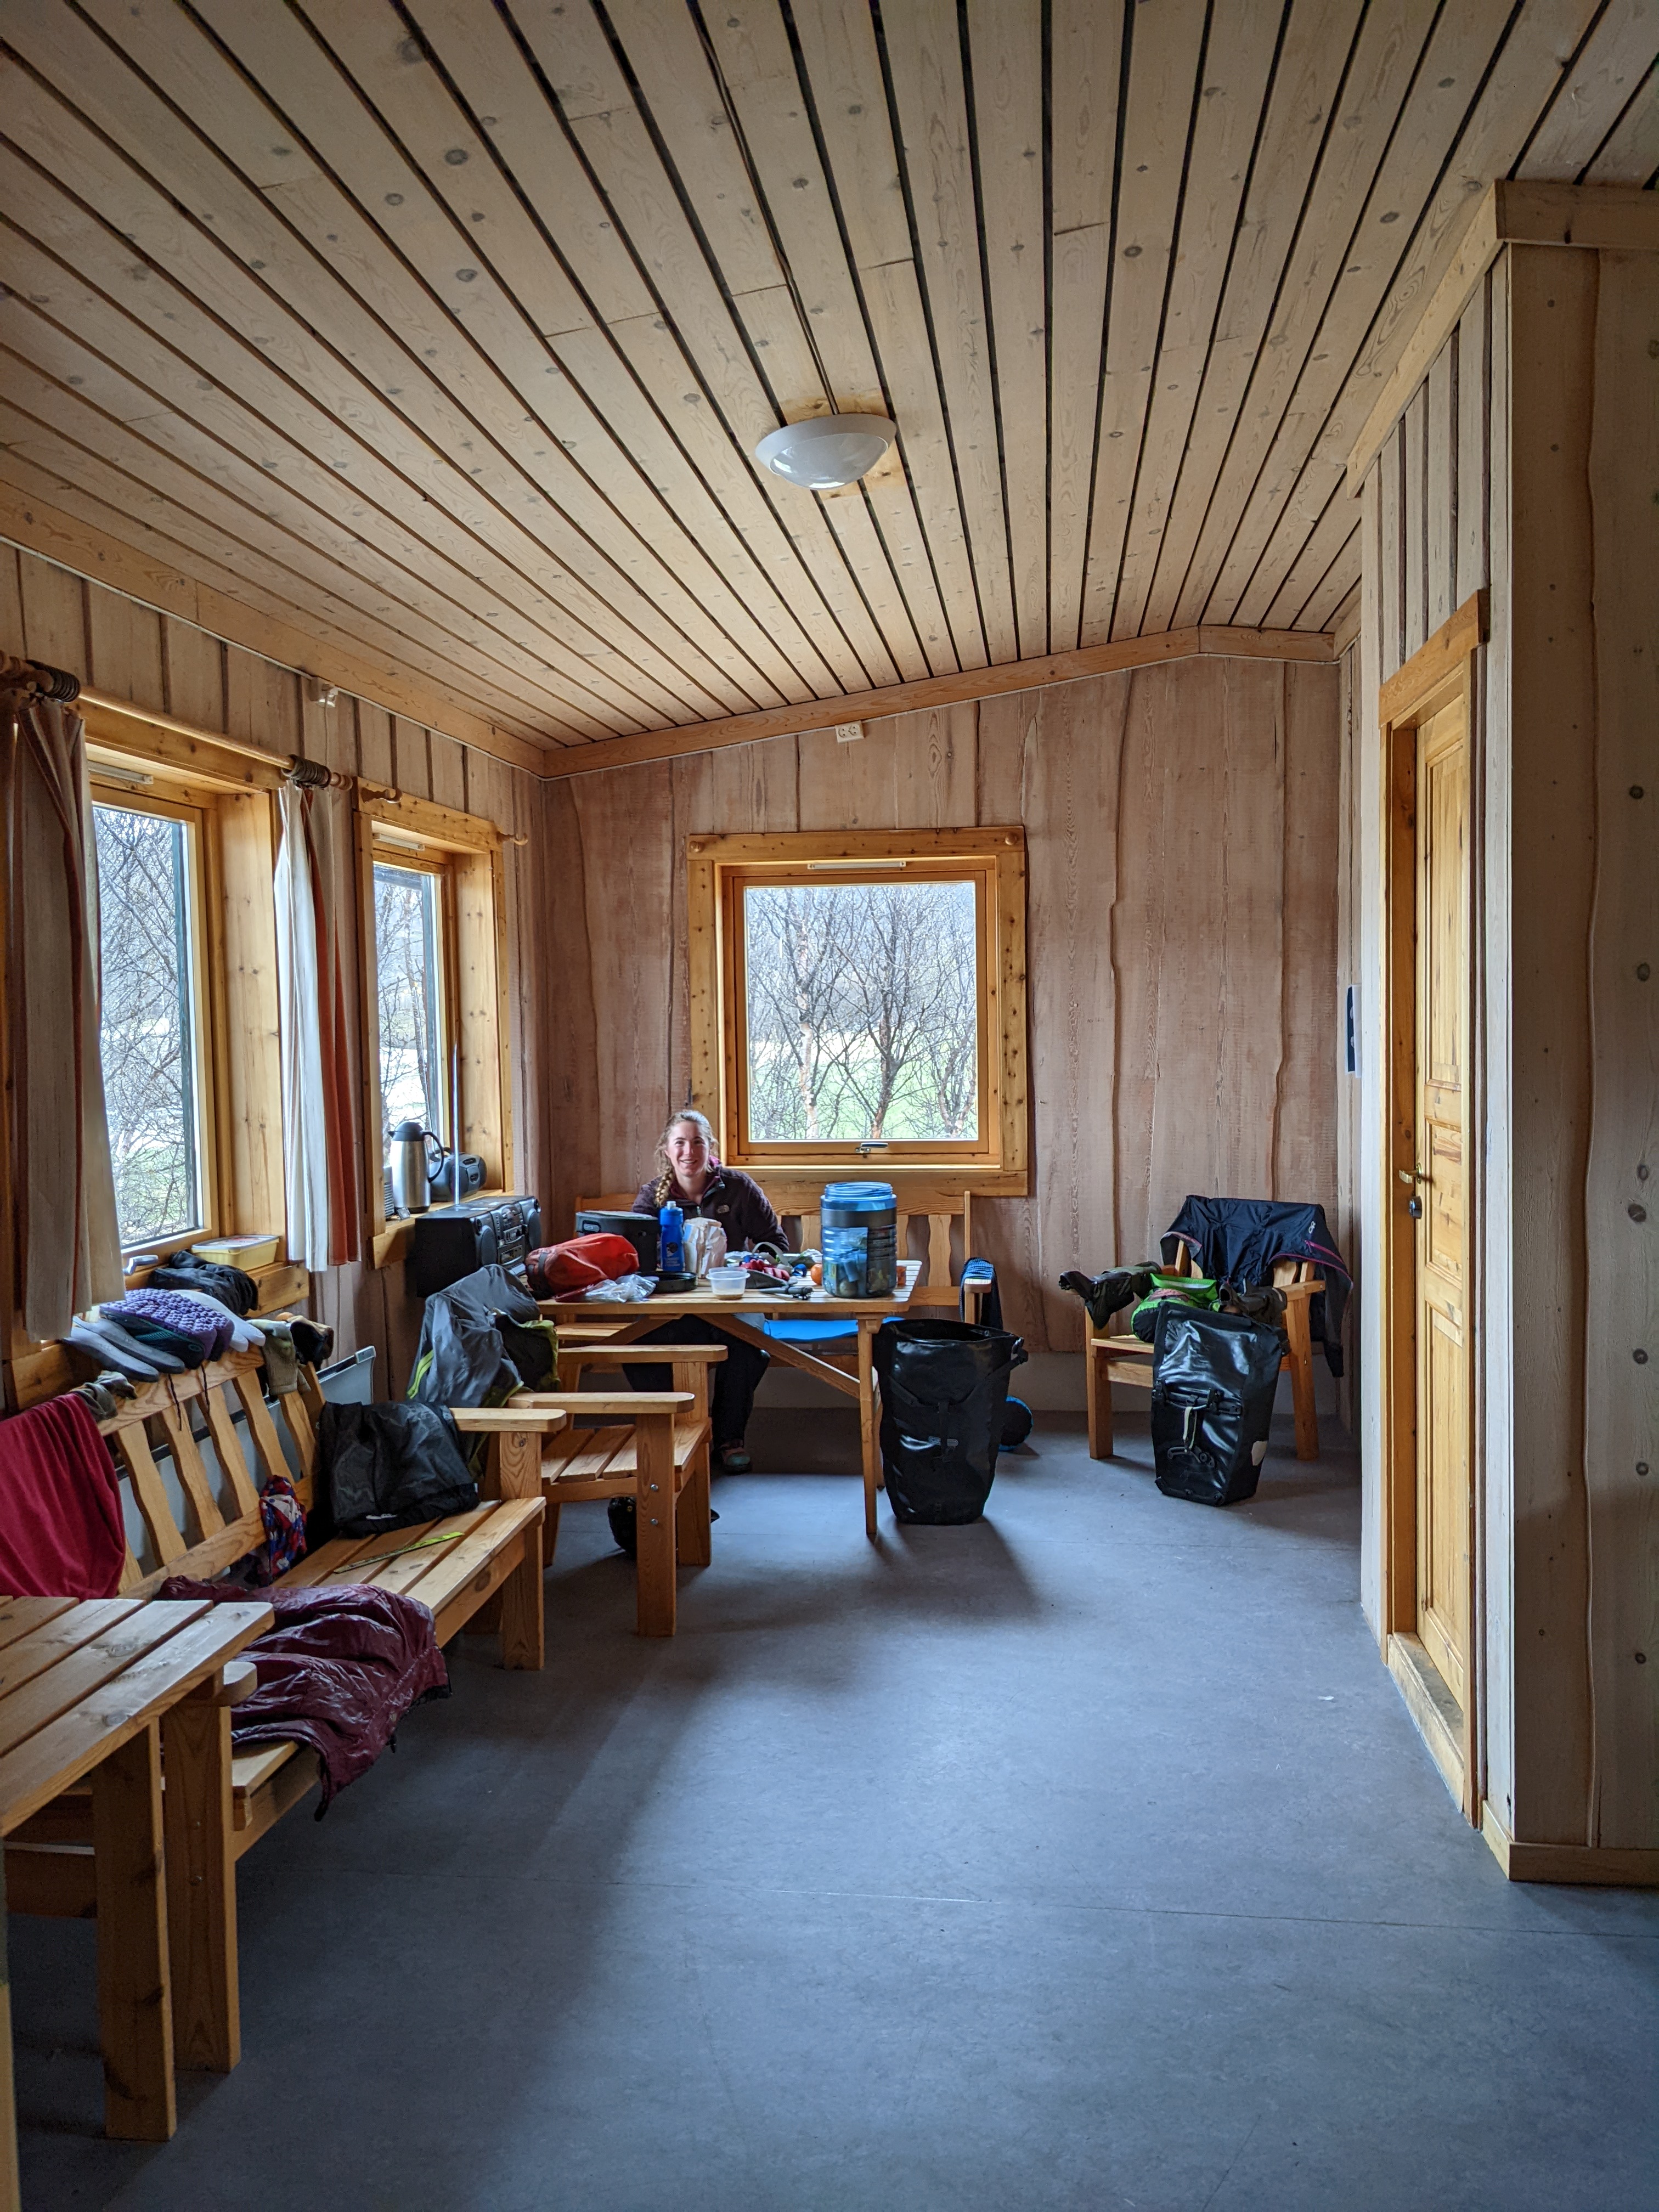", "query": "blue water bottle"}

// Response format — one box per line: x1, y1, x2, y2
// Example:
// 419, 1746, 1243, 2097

658, 1201, 684, 1274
